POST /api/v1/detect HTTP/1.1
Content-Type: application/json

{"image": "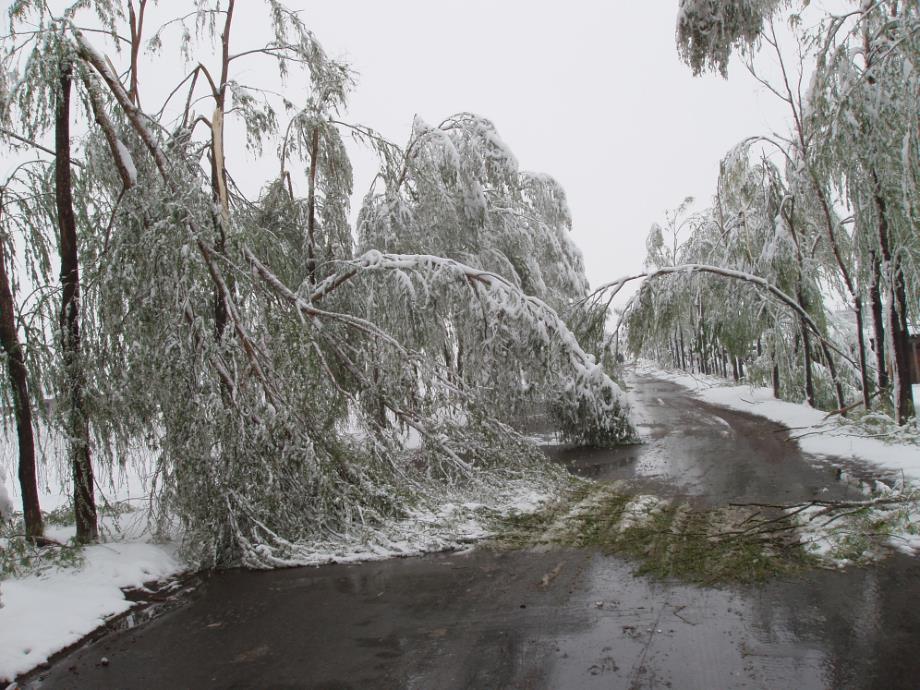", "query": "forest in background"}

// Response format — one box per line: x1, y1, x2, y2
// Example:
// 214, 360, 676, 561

623, 0, 919, 428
